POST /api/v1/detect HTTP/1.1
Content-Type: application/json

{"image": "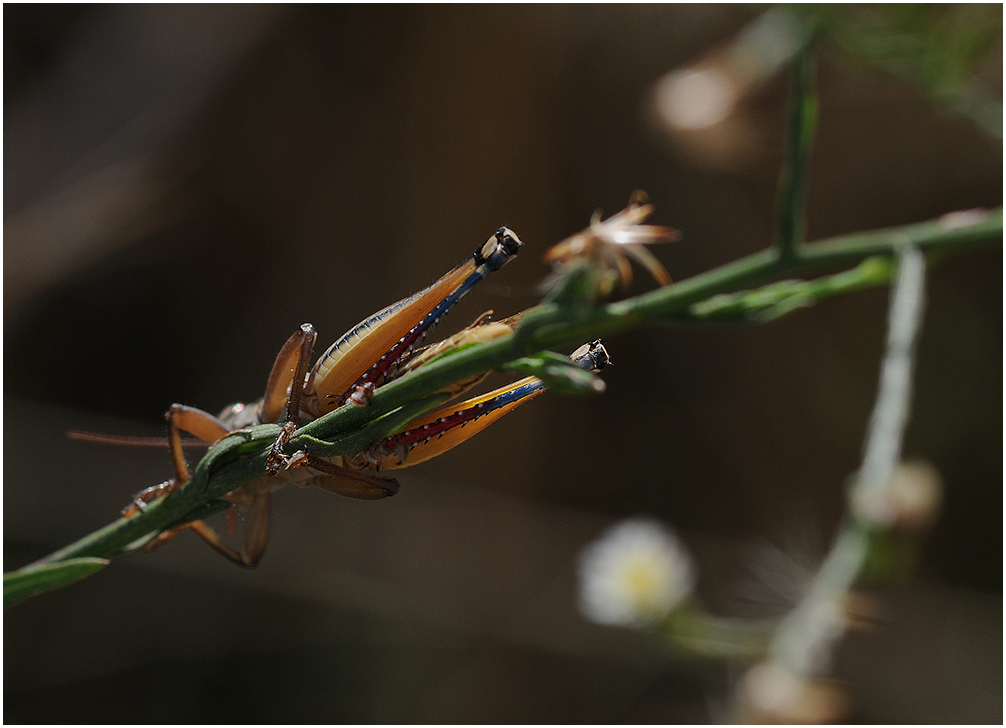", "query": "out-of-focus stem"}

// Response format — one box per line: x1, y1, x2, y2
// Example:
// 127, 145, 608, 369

764, 246, 927, 679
